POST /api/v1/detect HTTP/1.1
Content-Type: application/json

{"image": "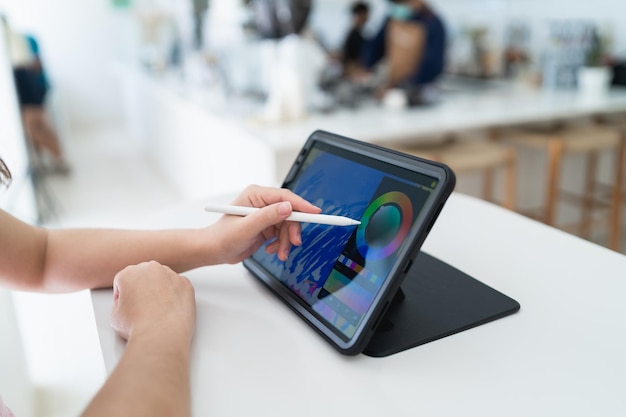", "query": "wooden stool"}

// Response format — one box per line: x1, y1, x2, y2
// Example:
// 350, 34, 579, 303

497, 123, 625, 251
596, 116, 626, 222
394, 139, 517, 210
